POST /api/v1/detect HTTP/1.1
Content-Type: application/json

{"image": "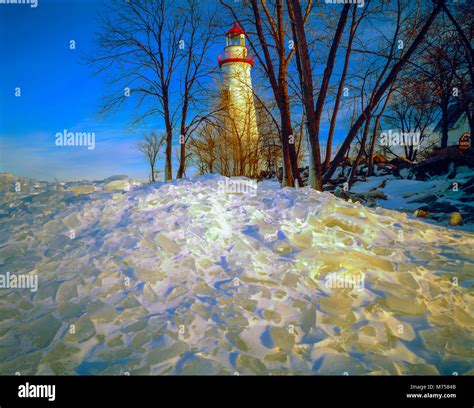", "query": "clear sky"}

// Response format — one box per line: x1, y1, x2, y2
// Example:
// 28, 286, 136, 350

0, 0, 180, 181
0, 0, 353, 182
